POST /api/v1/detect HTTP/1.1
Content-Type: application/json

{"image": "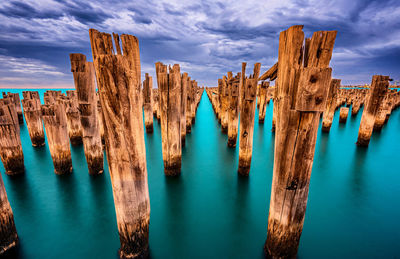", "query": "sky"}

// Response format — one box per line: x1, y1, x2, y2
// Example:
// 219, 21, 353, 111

0, 0, 399, 88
